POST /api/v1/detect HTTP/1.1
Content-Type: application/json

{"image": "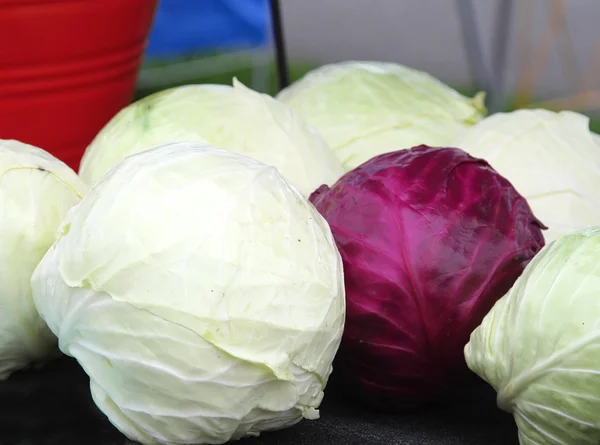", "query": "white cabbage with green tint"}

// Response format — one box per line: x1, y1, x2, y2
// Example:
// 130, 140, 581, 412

455, 109, 600, 243
32, 142, 345, 445
79, 79, 344, 197
277, 61, 486, 170
0, 140, 87, 380
465, 228, 600, 445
